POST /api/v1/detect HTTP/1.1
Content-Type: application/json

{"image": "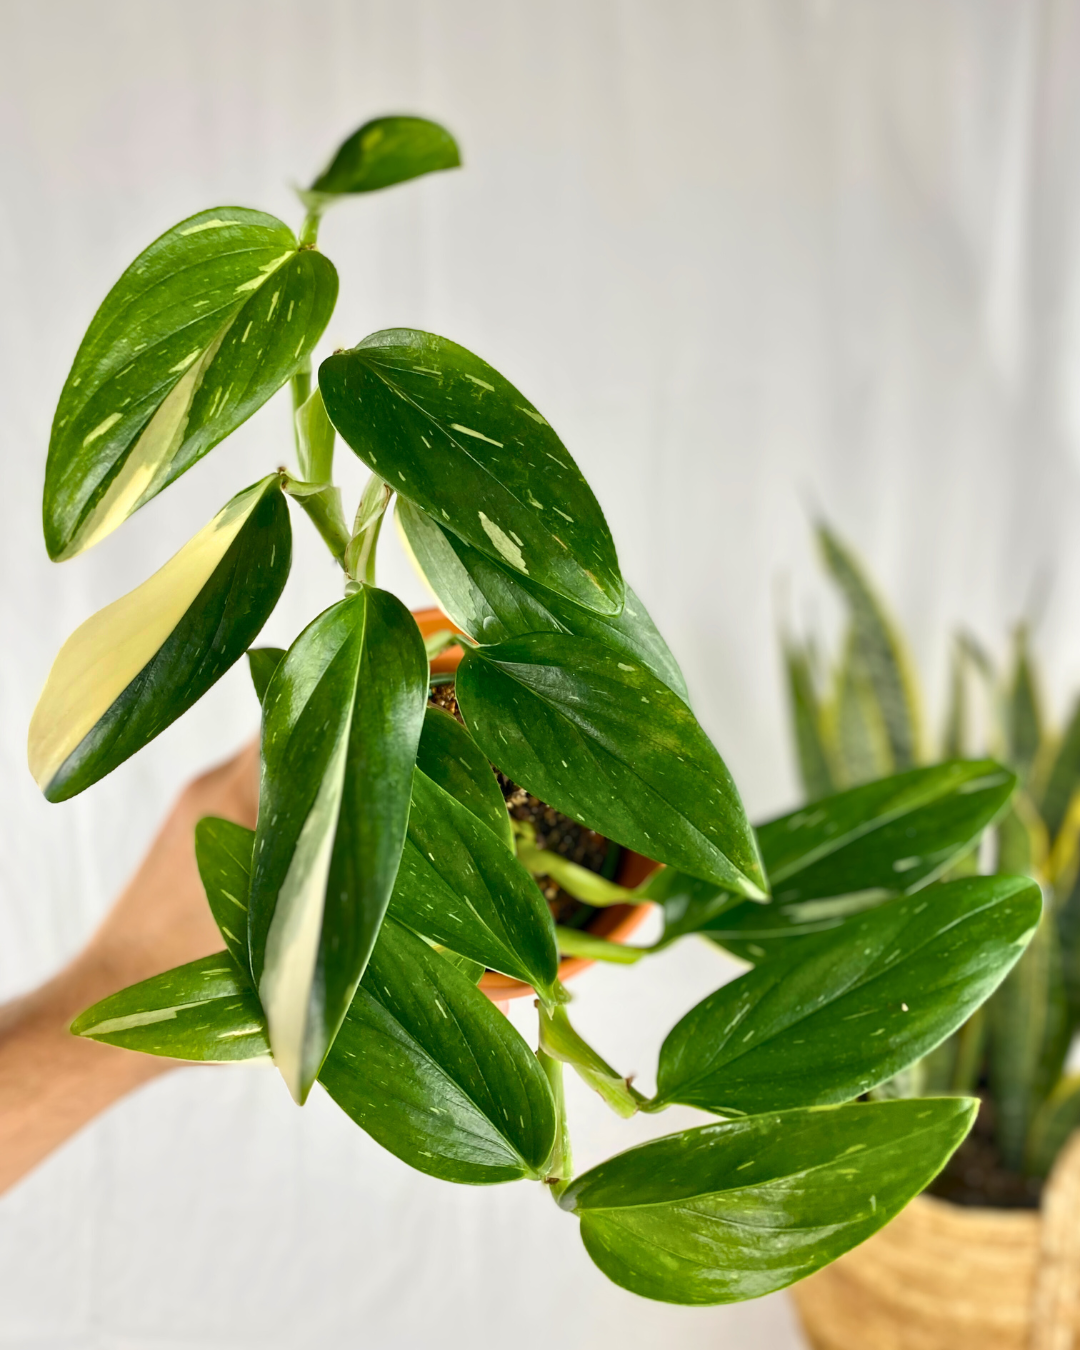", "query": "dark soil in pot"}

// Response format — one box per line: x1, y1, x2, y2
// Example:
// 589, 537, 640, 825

925, 1090, 1043, 1209
428, 678, 618, 929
